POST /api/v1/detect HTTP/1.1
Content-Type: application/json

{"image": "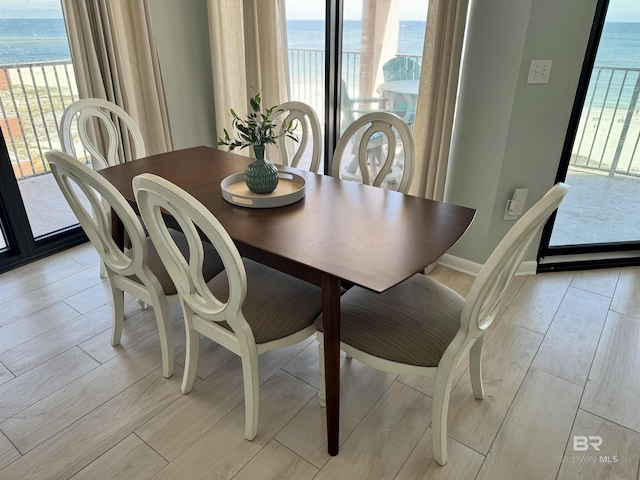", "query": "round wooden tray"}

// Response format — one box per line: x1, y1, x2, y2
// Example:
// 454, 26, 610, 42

221, 171, 306, 208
